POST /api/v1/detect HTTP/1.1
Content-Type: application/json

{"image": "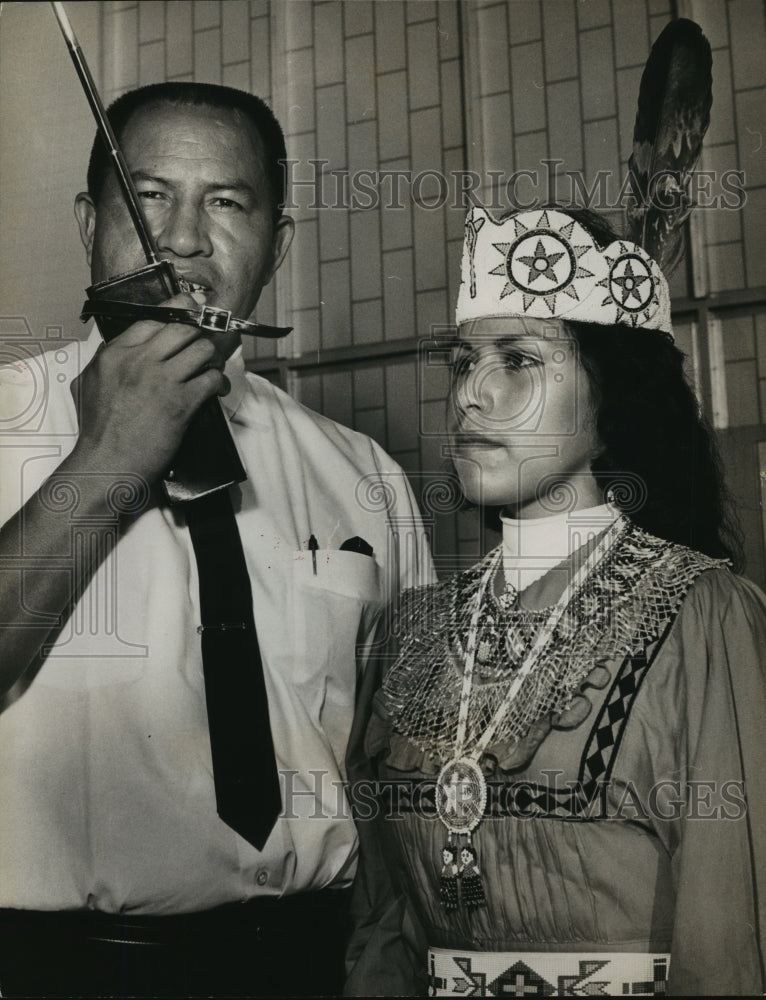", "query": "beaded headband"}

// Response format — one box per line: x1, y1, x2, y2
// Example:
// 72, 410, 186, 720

456, 206, 673, 337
